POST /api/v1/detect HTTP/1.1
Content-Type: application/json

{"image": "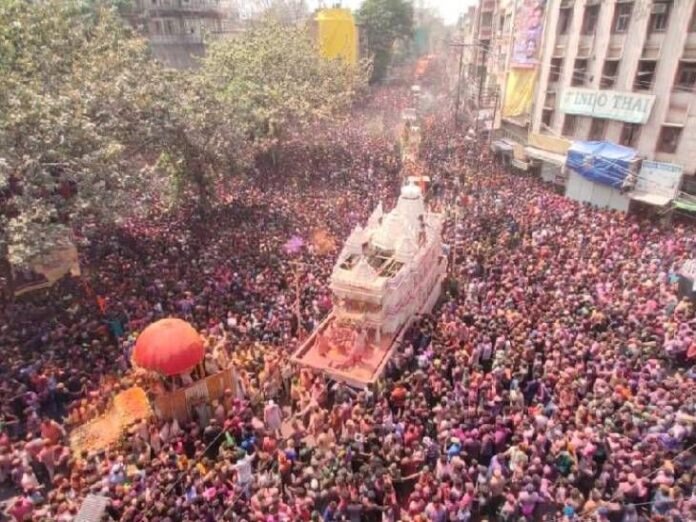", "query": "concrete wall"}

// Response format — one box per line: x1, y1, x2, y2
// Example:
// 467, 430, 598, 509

532, 0, 696, 178
566, 171, 631, 212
